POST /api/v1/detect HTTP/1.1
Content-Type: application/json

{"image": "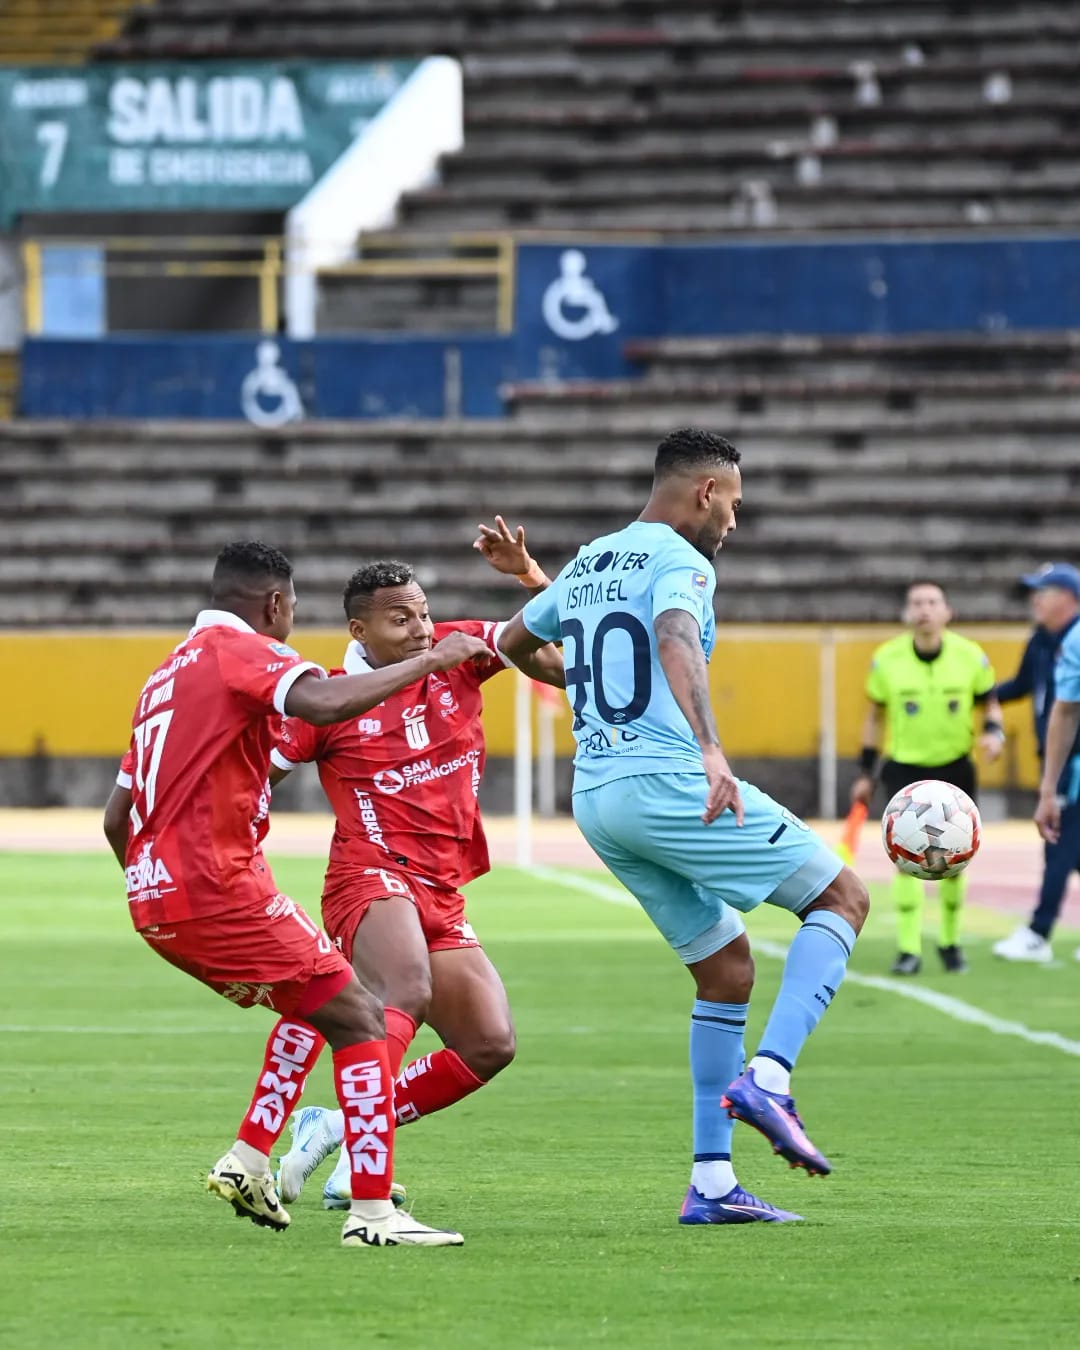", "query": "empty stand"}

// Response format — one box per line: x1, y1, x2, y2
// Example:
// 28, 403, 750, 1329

95, 0, 1080, 329
0, 0, 129, 64
4, 329, 1077, 624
